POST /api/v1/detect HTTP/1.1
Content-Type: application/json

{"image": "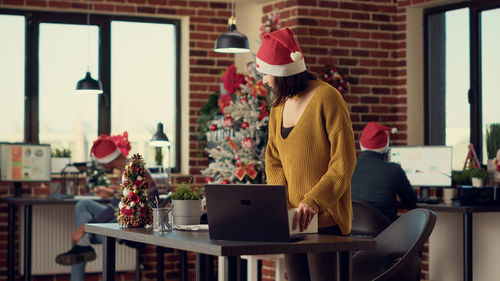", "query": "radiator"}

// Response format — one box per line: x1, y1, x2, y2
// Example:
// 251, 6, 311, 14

19, 204, 136, 275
